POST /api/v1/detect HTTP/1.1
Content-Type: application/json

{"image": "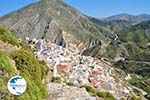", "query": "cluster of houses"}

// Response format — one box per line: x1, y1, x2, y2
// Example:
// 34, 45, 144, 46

26, 37, 131, 98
